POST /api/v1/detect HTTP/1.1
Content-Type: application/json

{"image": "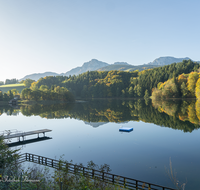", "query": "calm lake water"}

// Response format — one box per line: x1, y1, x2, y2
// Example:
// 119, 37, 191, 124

1, 99, 200, 189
